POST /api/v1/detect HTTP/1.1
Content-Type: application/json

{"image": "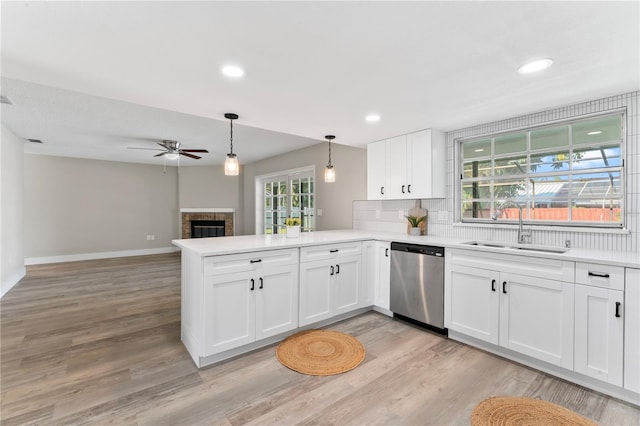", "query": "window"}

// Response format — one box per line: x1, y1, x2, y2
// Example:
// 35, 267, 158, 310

258, 167, 315, 234
459, 112, 625, 228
